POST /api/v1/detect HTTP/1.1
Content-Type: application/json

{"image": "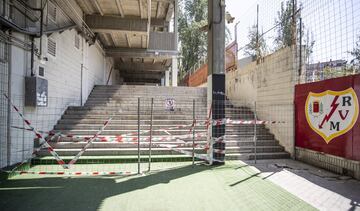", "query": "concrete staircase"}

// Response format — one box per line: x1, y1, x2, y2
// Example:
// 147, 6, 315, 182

34, 85, 289, 164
